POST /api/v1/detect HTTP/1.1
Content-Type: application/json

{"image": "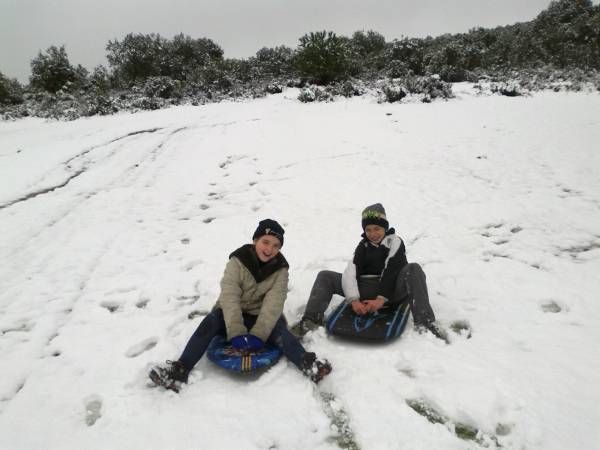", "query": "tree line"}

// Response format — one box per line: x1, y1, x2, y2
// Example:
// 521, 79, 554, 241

1, 0, 599, 117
